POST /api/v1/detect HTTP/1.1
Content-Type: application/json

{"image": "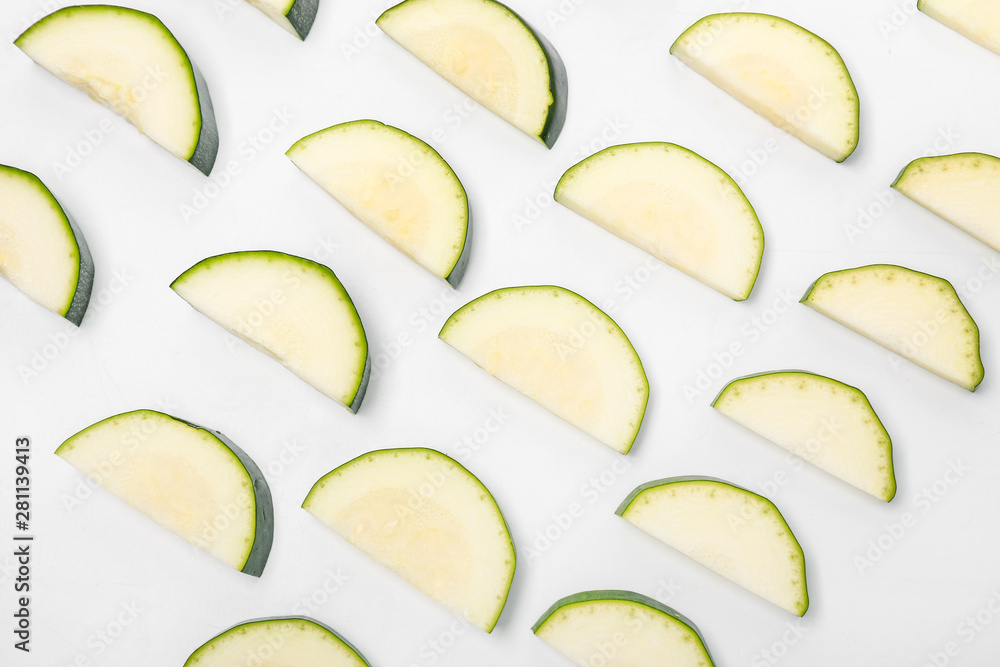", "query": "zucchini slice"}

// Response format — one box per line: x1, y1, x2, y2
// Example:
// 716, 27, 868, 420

15, 5, 218, 175
244, 0, 320, 39
919, 0, 1000, 55
671, 13, 859, 162
892, 152, 1000, 253
287, 120, 471, 286
57, 410, 272, 576
184, 616, 370, 666
439, 286, 648, 454
714, 371, 896, 501
533, 590, 716, 667
801, 264, 983, 391
555, 142, 764, 300
617, 477, 808, 616
171, 250, 370, 412
0, 164, 93, 325
377, 0, 567, 148
303, 448, 515, 633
